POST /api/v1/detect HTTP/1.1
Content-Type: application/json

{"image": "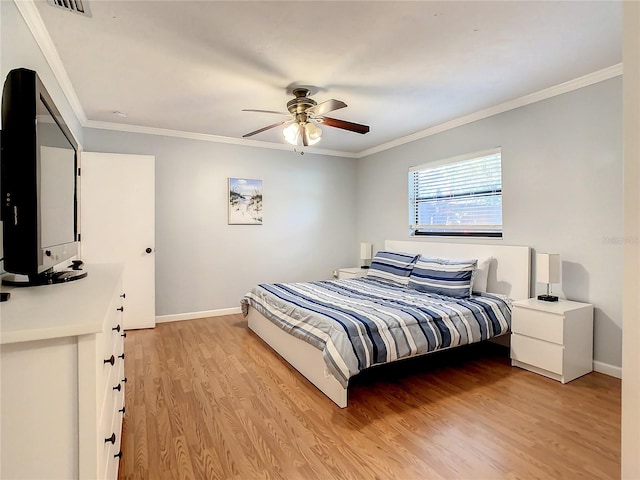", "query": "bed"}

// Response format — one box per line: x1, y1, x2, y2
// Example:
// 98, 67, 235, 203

242, 240, 531, 408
